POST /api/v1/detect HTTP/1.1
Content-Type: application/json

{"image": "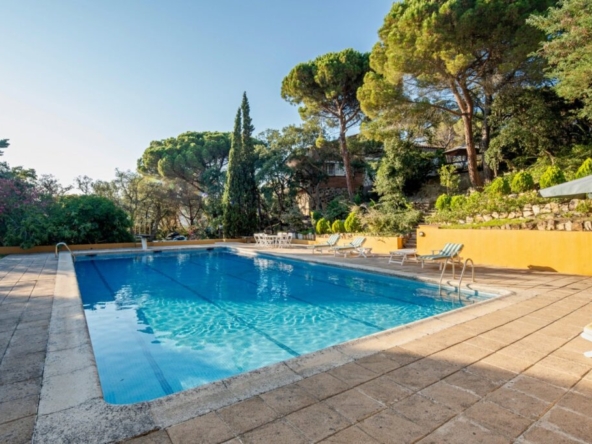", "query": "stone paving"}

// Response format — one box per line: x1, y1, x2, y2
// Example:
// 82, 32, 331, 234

2, 249, 592, 443
0, 254, 57, 444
